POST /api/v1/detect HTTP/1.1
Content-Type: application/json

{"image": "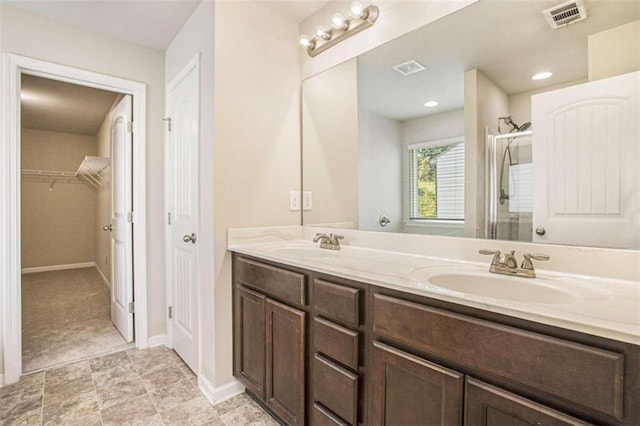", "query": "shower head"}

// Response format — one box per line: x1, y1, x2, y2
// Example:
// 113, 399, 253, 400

498, 116, 531, 133
517, 122, 532, 132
